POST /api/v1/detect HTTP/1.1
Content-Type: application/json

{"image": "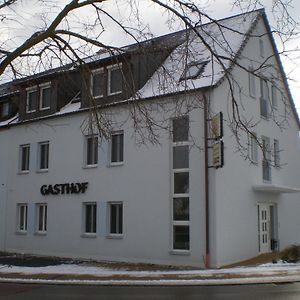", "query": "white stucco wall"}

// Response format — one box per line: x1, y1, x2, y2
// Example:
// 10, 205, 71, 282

209, 16, 300, 267
1, 96, 207, 267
